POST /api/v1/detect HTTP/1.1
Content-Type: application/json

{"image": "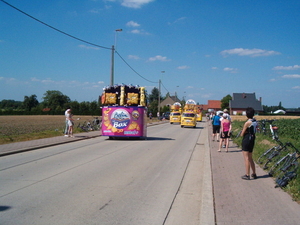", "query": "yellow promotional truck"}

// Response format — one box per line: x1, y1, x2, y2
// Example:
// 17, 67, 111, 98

170, 102, 182, 124
196, 106, 203, 122
181, 99, 197, 128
